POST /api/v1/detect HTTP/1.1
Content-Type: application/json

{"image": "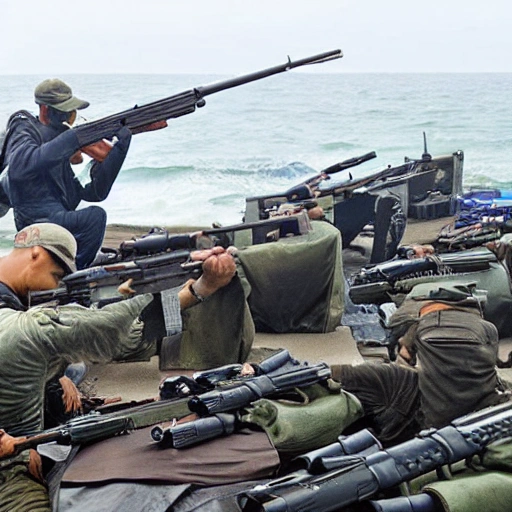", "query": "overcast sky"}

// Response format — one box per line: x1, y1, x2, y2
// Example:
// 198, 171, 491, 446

2, 0, 510, 74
